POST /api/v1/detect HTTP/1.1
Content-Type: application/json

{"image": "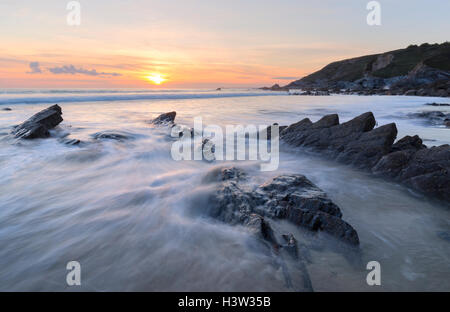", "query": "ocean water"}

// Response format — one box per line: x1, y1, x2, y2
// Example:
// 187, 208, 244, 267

0, 89, 449, 291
